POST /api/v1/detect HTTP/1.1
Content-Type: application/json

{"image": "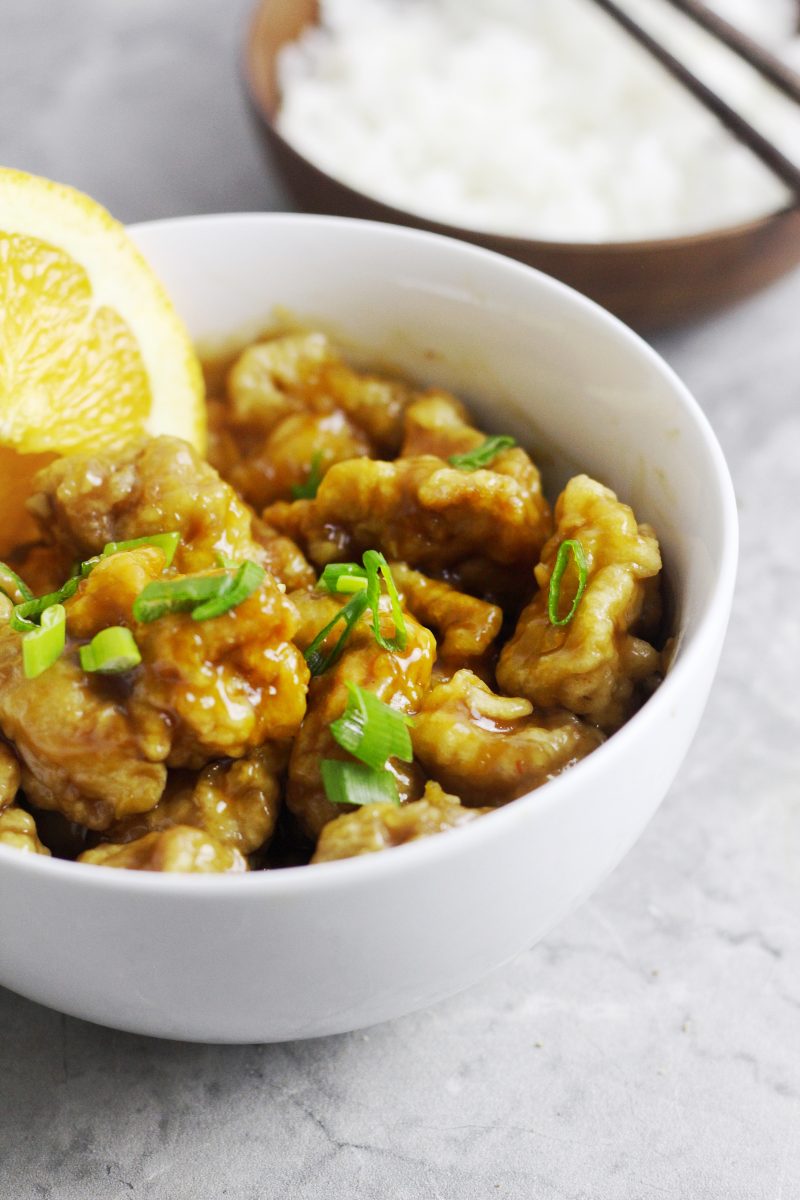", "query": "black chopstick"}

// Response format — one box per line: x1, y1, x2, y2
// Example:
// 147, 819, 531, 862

663, 0, 800, 105
589, 0, 800, 201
